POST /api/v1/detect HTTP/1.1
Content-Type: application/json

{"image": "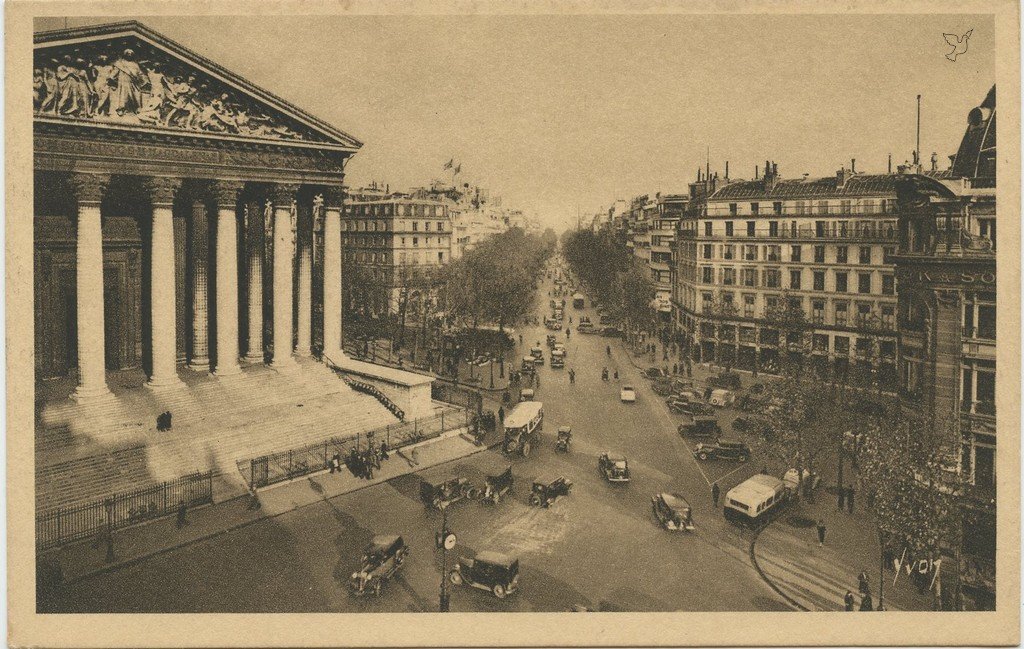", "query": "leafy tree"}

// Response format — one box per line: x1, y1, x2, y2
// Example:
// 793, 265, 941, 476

617, 260, 656, 331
